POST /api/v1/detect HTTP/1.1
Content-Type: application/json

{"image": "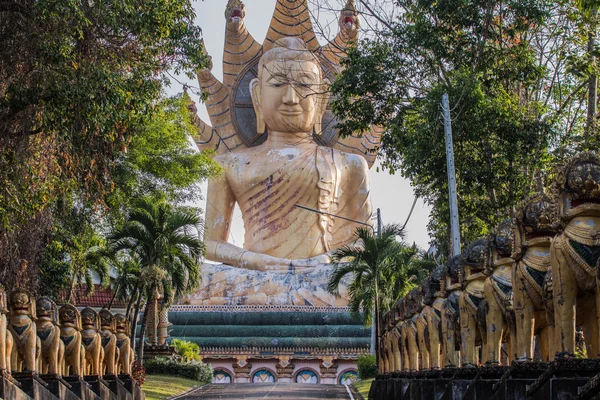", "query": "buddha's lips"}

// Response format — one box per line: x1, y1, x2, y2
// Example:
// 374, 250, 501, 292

344, 16, 355, 24
279, 109, 302, 117
232, 9, 242, 18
